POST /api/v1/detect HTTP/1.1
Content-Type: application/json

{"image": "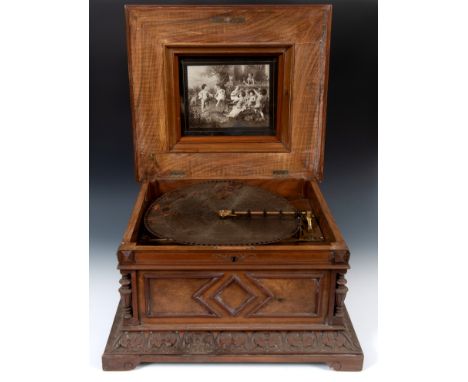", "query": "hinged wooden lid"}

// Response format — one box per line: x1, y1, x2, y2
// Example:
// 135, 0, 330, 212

126, 5, 332, 181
